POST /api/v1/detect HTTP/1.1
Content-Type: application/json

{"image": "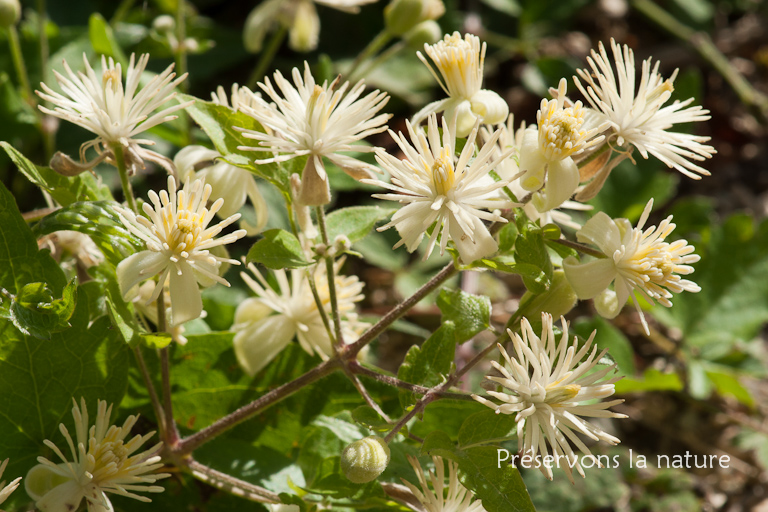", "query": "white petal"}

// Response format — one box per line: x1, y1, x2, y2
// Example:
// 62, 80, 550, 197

518, 129, 547, 191
233, 315, 296, 376
234, 298, 273, 325
532, 157, 579, 213
470, 89, 509, 125
594, 288, 621, 318
450, 215, 498, 263
116, 251, 169, 298
169, 262, 203, 325
563, 256, 617, 300
445, 99, 476, 138
34, 479, 85, 512
173, 145, 221, 181
576, 212, 621, 255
